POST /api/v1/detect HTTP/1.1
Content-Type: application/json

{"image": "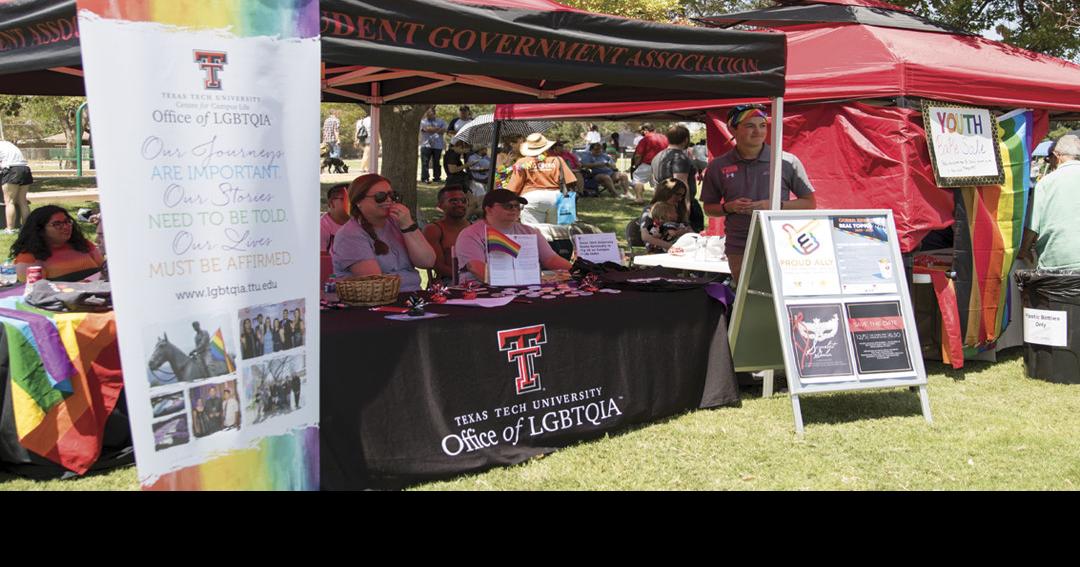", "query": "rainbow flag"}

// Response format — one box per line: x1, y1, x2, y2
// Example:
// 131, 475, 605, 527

209, 328, 235, 373
487, 226, 522, 258
947, 109, 1032, 358
0, 299, 124, 474
76, 0, 320, 39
